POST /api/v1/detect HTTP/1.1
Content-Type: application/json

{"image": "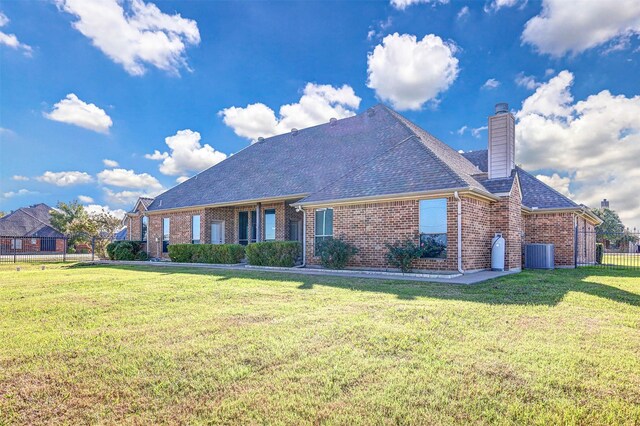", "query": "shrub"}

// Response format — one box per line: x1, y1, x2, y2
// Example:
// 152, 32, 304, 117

66, 247, 76, 254
136, 251, 149, 261
596, 243, 604, 264
106, 240, 144, 261
385, 239, 424, 273
245, 241, 301, 267
168, 244, 245, 264
316, 237, 358, 270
